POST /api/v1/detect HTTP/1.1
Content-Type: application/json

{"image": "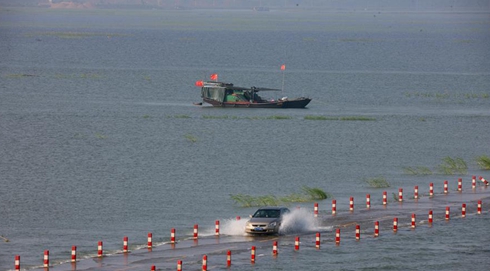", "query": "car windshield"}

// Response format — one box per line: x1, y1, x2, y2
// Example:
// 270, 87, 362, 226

253, 209, 280, 218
